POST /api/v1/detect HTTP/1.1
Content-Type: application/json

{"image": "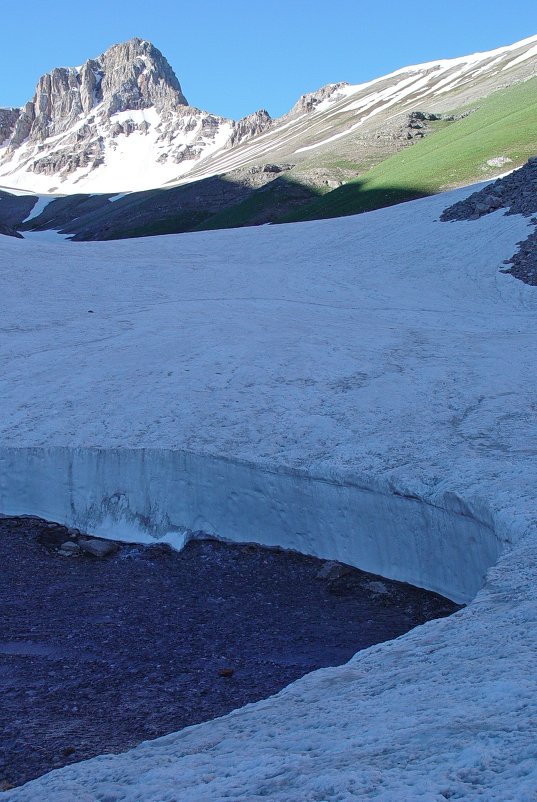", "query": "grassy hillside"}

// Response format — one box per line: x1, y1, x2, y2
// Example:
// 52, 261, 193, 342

283, 77, 537, 223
